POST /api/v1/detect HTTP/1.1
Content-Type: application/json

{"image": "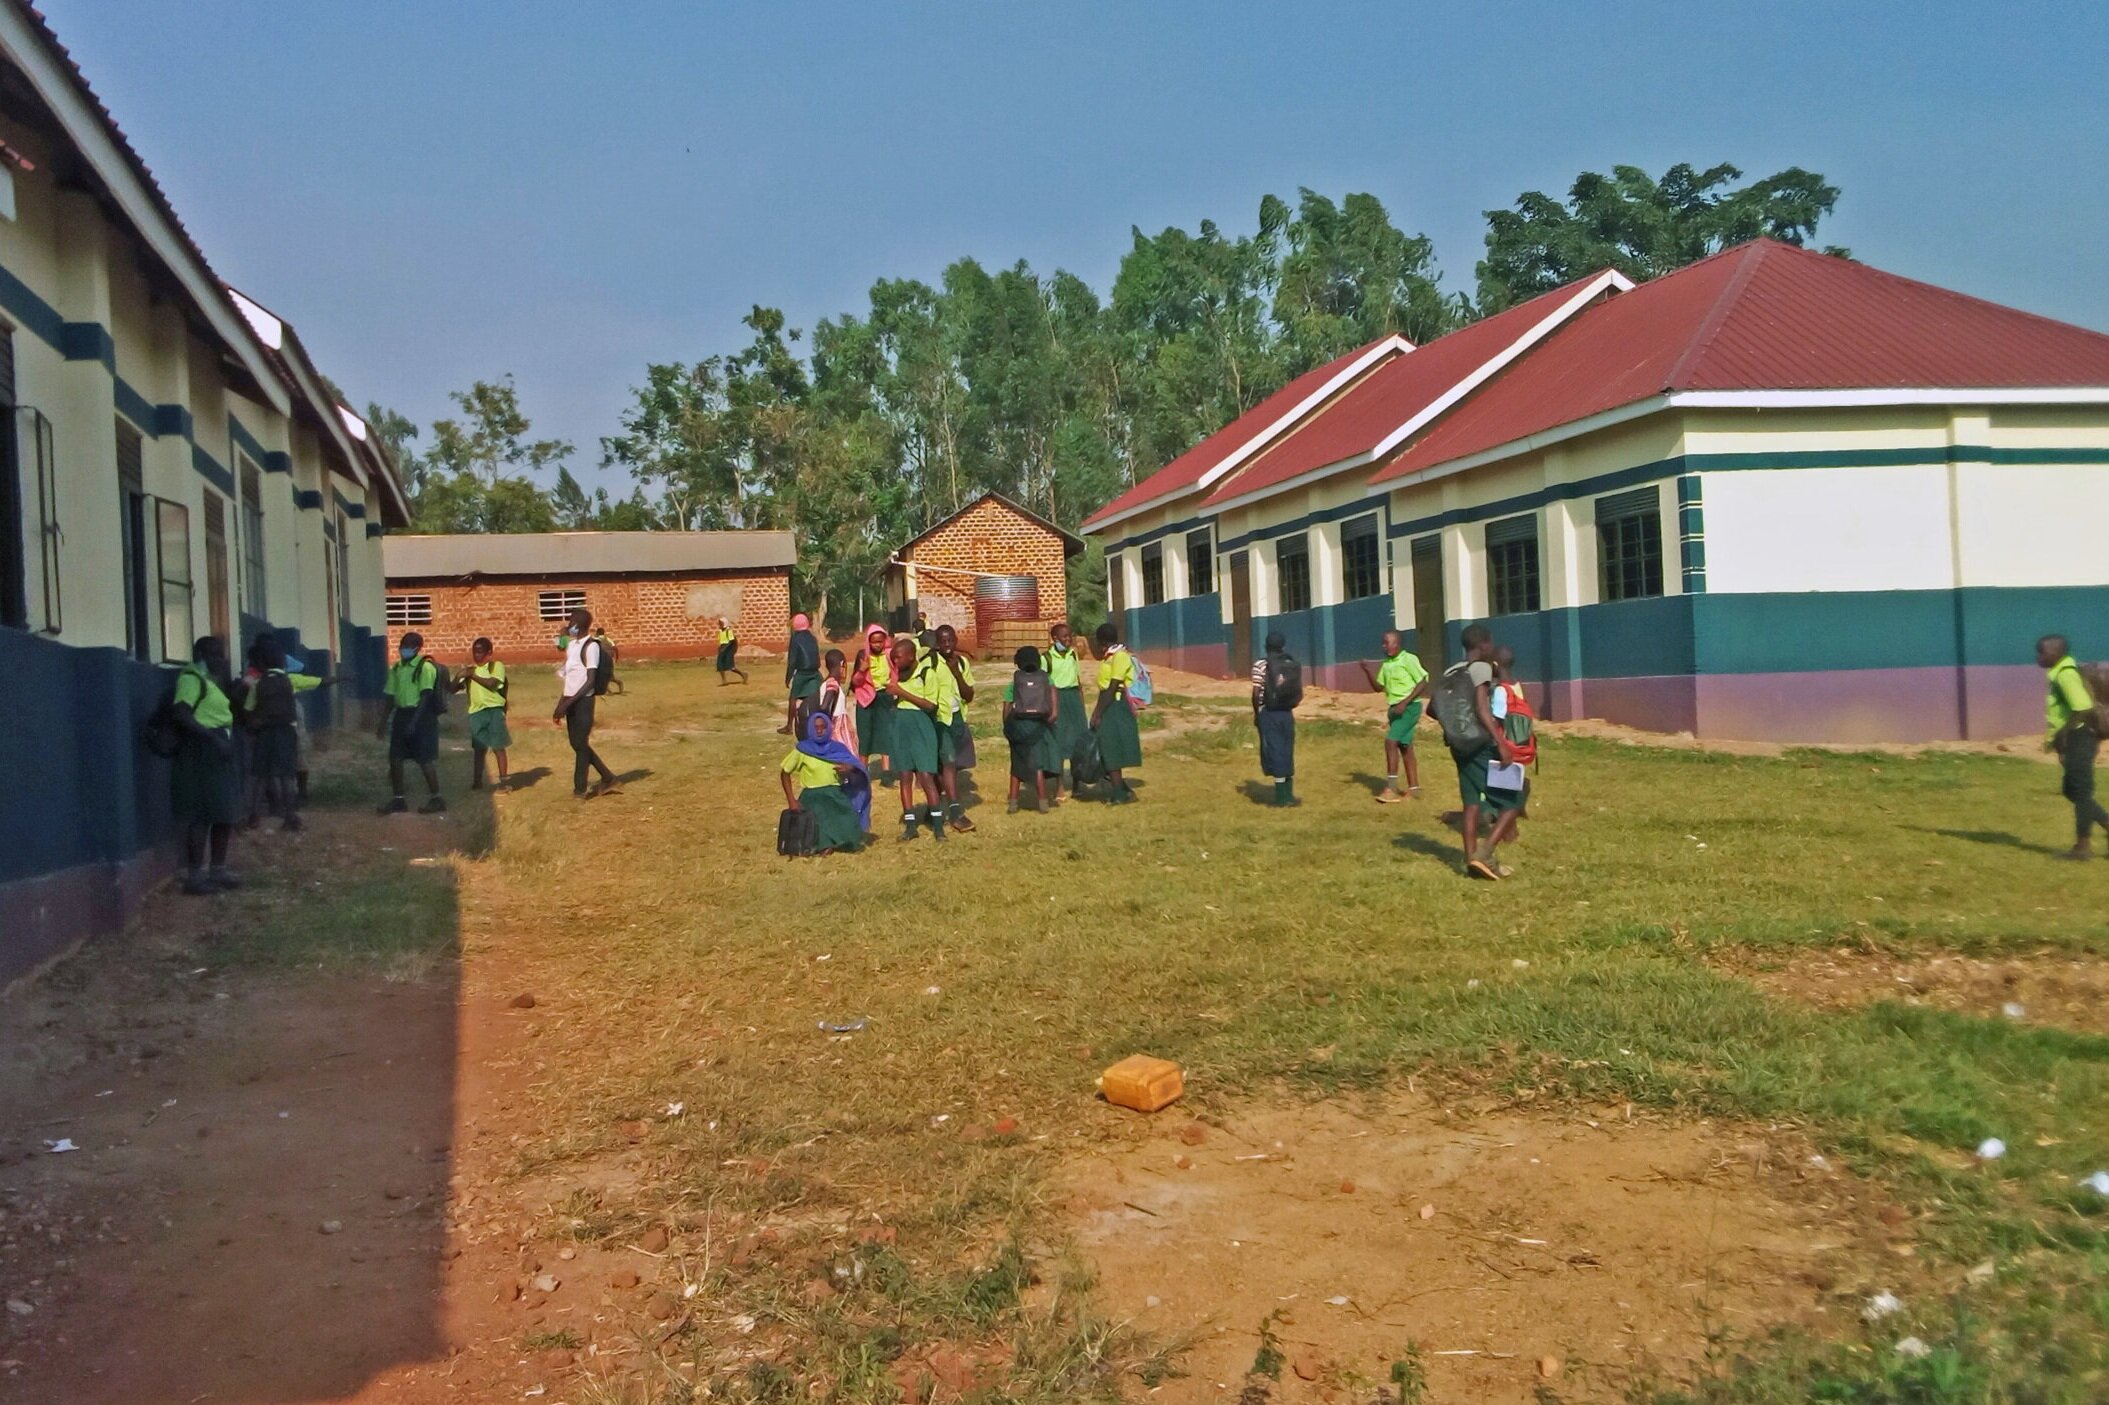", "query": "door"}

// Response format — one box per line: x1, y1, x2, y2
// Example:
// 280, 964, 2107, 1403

1410, 535, 1446, 675
1227, 549, 1252, 676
